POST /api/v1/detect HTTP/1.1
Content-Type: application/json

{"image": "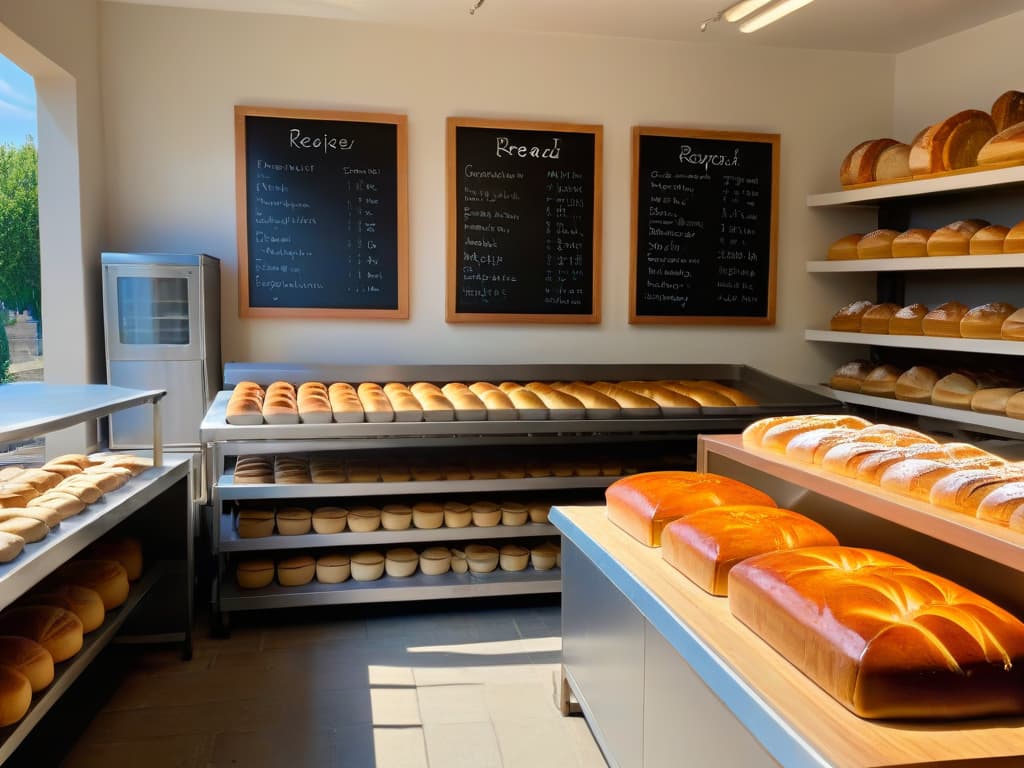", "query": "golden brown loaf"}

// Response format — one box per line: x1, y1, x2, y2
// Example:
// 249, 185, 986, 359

873, 142, 912, 181
889, 303, 929, 335
409, 382, 455, 421
909, 110, 995, 174
1000, 307, 1024, 340
891, 228, 933, 258
826, 233, 862, 261
661, 505, 838, 596
0, 532, 24, 563
0, 605, 83, 663
971, 386, 1022, 415
441, 382, 488, 421
931, 372, 979, 409
605, 471, 776, 547
0, 517, 46, 544
783, 427, 863, 464
225, 385, 265, 426
969, 224, 1010, 255
297, 384, 332, 425
741, 414, 871, 450
52, 560, 129, 610
276, 506, 312, 536
728, 546, 1024, 719
1007, 391, 1024, 420
327, 383, 364, 423
615, 381, 700, 411
928, 465, 1024, 516
840, 138, 899, 186
586, 381, 660, 416
276, 554, 315, 587
383, 382, 425, 422
1004, 219, 1024, 253
356, 382, 395, 423
922, 301, 969, 337
829, 300, 874, 332
656, 381, 734, 407
856, 229, 900, 259
992, 90, 1024, 132
468, 382, 518, 420
977, 121, 1024, 166
0, 666, 31, 727
927, 219, 990, 256
860, 364, 903, 398
549, 382, 620, 417
0, 636, 53, 693
495, 382, 549, 419
20, 584, 105, 634
84, 536, 143, 581
961, 302, 1017, 339
523, 382, 586, 417
859, 303, 900, 334
976, 481, 1024, 531
895, 366, 942, 403
828, 360, 874, 392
